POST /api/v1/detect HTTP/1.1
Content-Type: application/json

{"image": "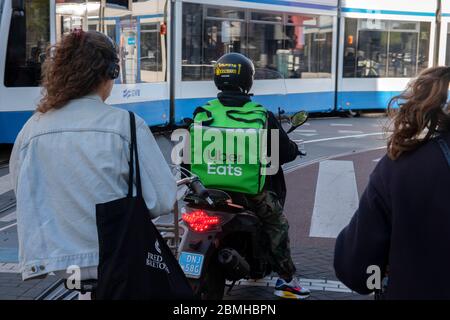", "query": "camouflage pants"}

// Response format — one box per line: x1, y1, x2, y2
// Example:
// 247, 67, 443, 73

248, 191, 296, 279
